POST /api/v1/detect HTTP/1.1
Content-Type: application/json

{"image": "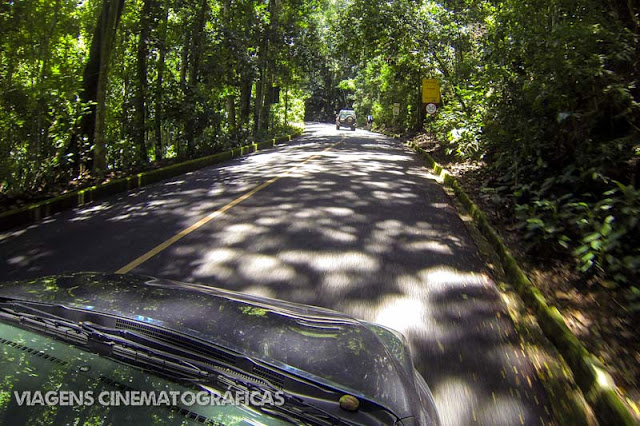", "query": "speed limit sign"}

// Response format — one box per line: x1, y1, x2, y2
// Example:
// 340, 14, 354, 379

425, 103, 437, 115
